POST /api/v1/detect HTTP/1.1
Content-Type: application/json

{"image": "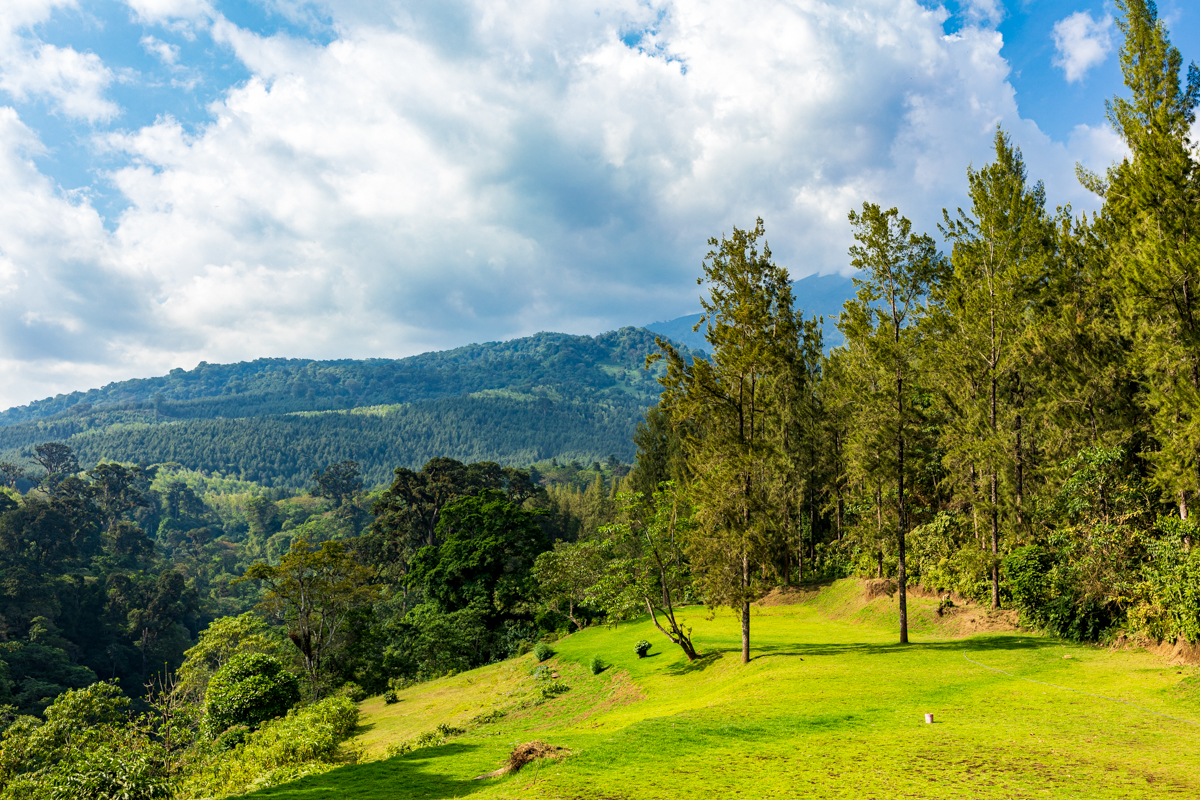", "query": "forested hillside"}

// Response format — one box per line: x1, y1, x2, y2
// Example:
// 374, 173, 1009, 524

0, 328, 699, 486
